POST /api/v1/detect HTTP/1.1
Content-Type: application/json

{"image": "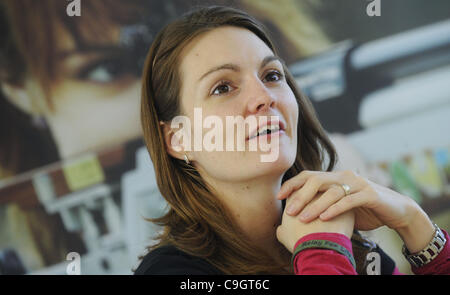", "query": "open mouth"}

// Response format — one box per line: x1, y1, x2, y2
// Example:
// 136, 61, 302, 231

247, 120, 285, 141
